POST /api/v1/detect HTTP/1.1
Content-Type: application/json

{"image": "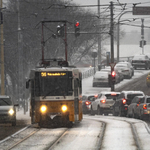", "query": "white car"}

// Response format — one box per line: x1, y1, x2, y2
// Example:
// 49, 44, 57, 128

90, 91, 120, 115
92, 71, 110, 87
117, 61, 134, 76
115, 63, 132, 79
